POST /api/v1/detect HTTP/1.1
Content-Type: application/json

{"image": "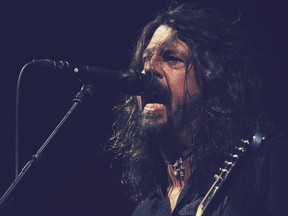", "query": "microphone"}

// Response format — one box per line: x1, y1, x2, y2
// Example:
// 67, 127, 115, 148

32, 59, 152, 95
